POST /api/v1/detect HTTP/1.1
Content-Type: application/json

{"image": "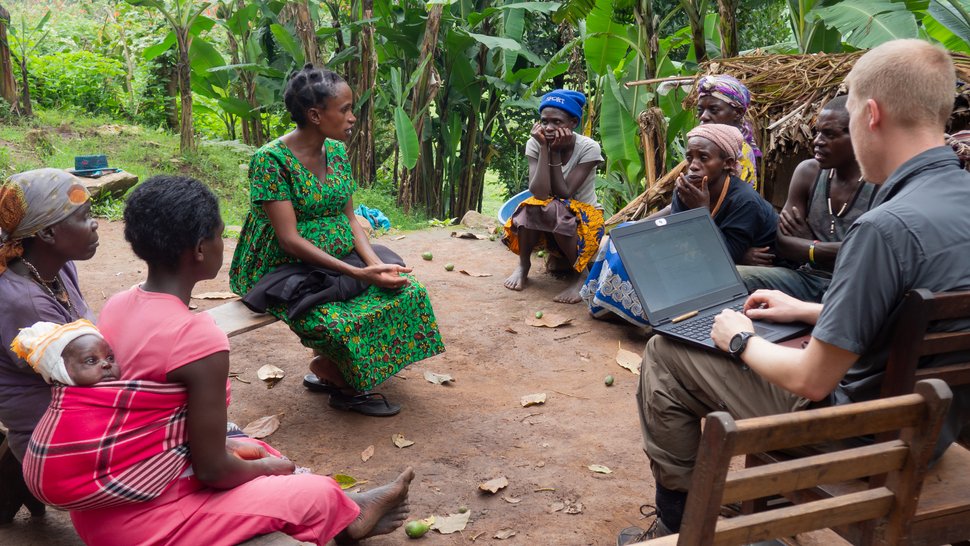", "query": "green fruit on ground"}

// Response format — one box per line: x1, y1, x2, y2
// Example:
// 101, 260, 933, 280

421, 252, 433, 261
535, 311, 543, 319
489, 234, 497, 241
537, 250, 546, 257
458, 505, 469, 514
444, 263, 455, 271
605, 375, 615, 387
405, 520, 430, 538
